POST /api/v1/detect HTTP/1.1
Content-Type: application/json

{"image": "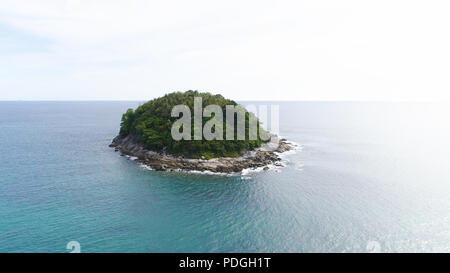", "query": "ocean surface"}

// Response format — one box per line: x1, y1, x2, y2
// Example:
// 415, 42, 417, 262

0, 101, 449, 253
